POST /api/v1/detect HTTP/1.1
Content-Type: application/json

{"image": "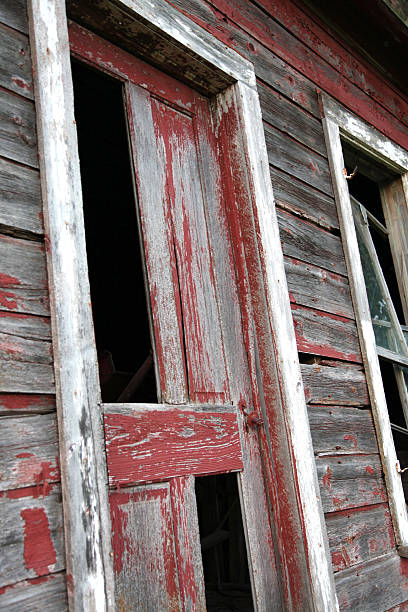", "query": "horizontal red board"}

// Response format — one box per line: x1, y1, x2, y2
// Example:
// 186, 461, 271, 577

104, 405, 243, 486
